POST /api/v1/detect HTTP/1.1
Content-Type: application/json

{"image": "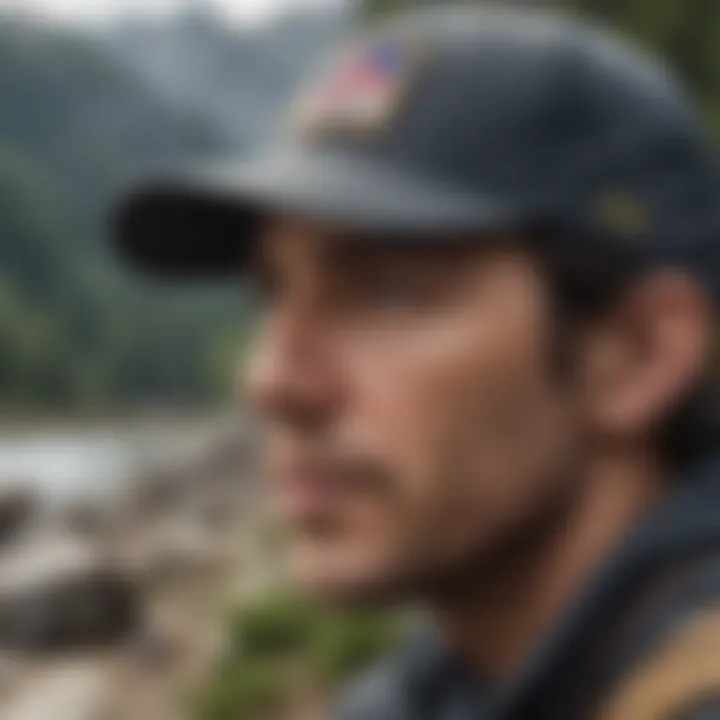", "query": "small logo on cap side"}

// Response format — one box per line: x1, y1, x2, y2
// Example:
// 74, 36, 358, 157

595, 191, 650, 239
290, 36, 425, 140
